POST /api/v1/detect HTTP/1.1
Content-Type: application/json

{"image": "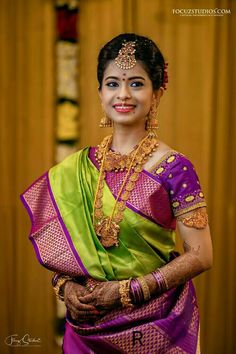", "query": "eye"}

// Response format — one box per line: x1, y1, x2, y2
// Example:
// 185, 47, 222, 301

106, 81, 119, 88
130, 81, 144, 87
